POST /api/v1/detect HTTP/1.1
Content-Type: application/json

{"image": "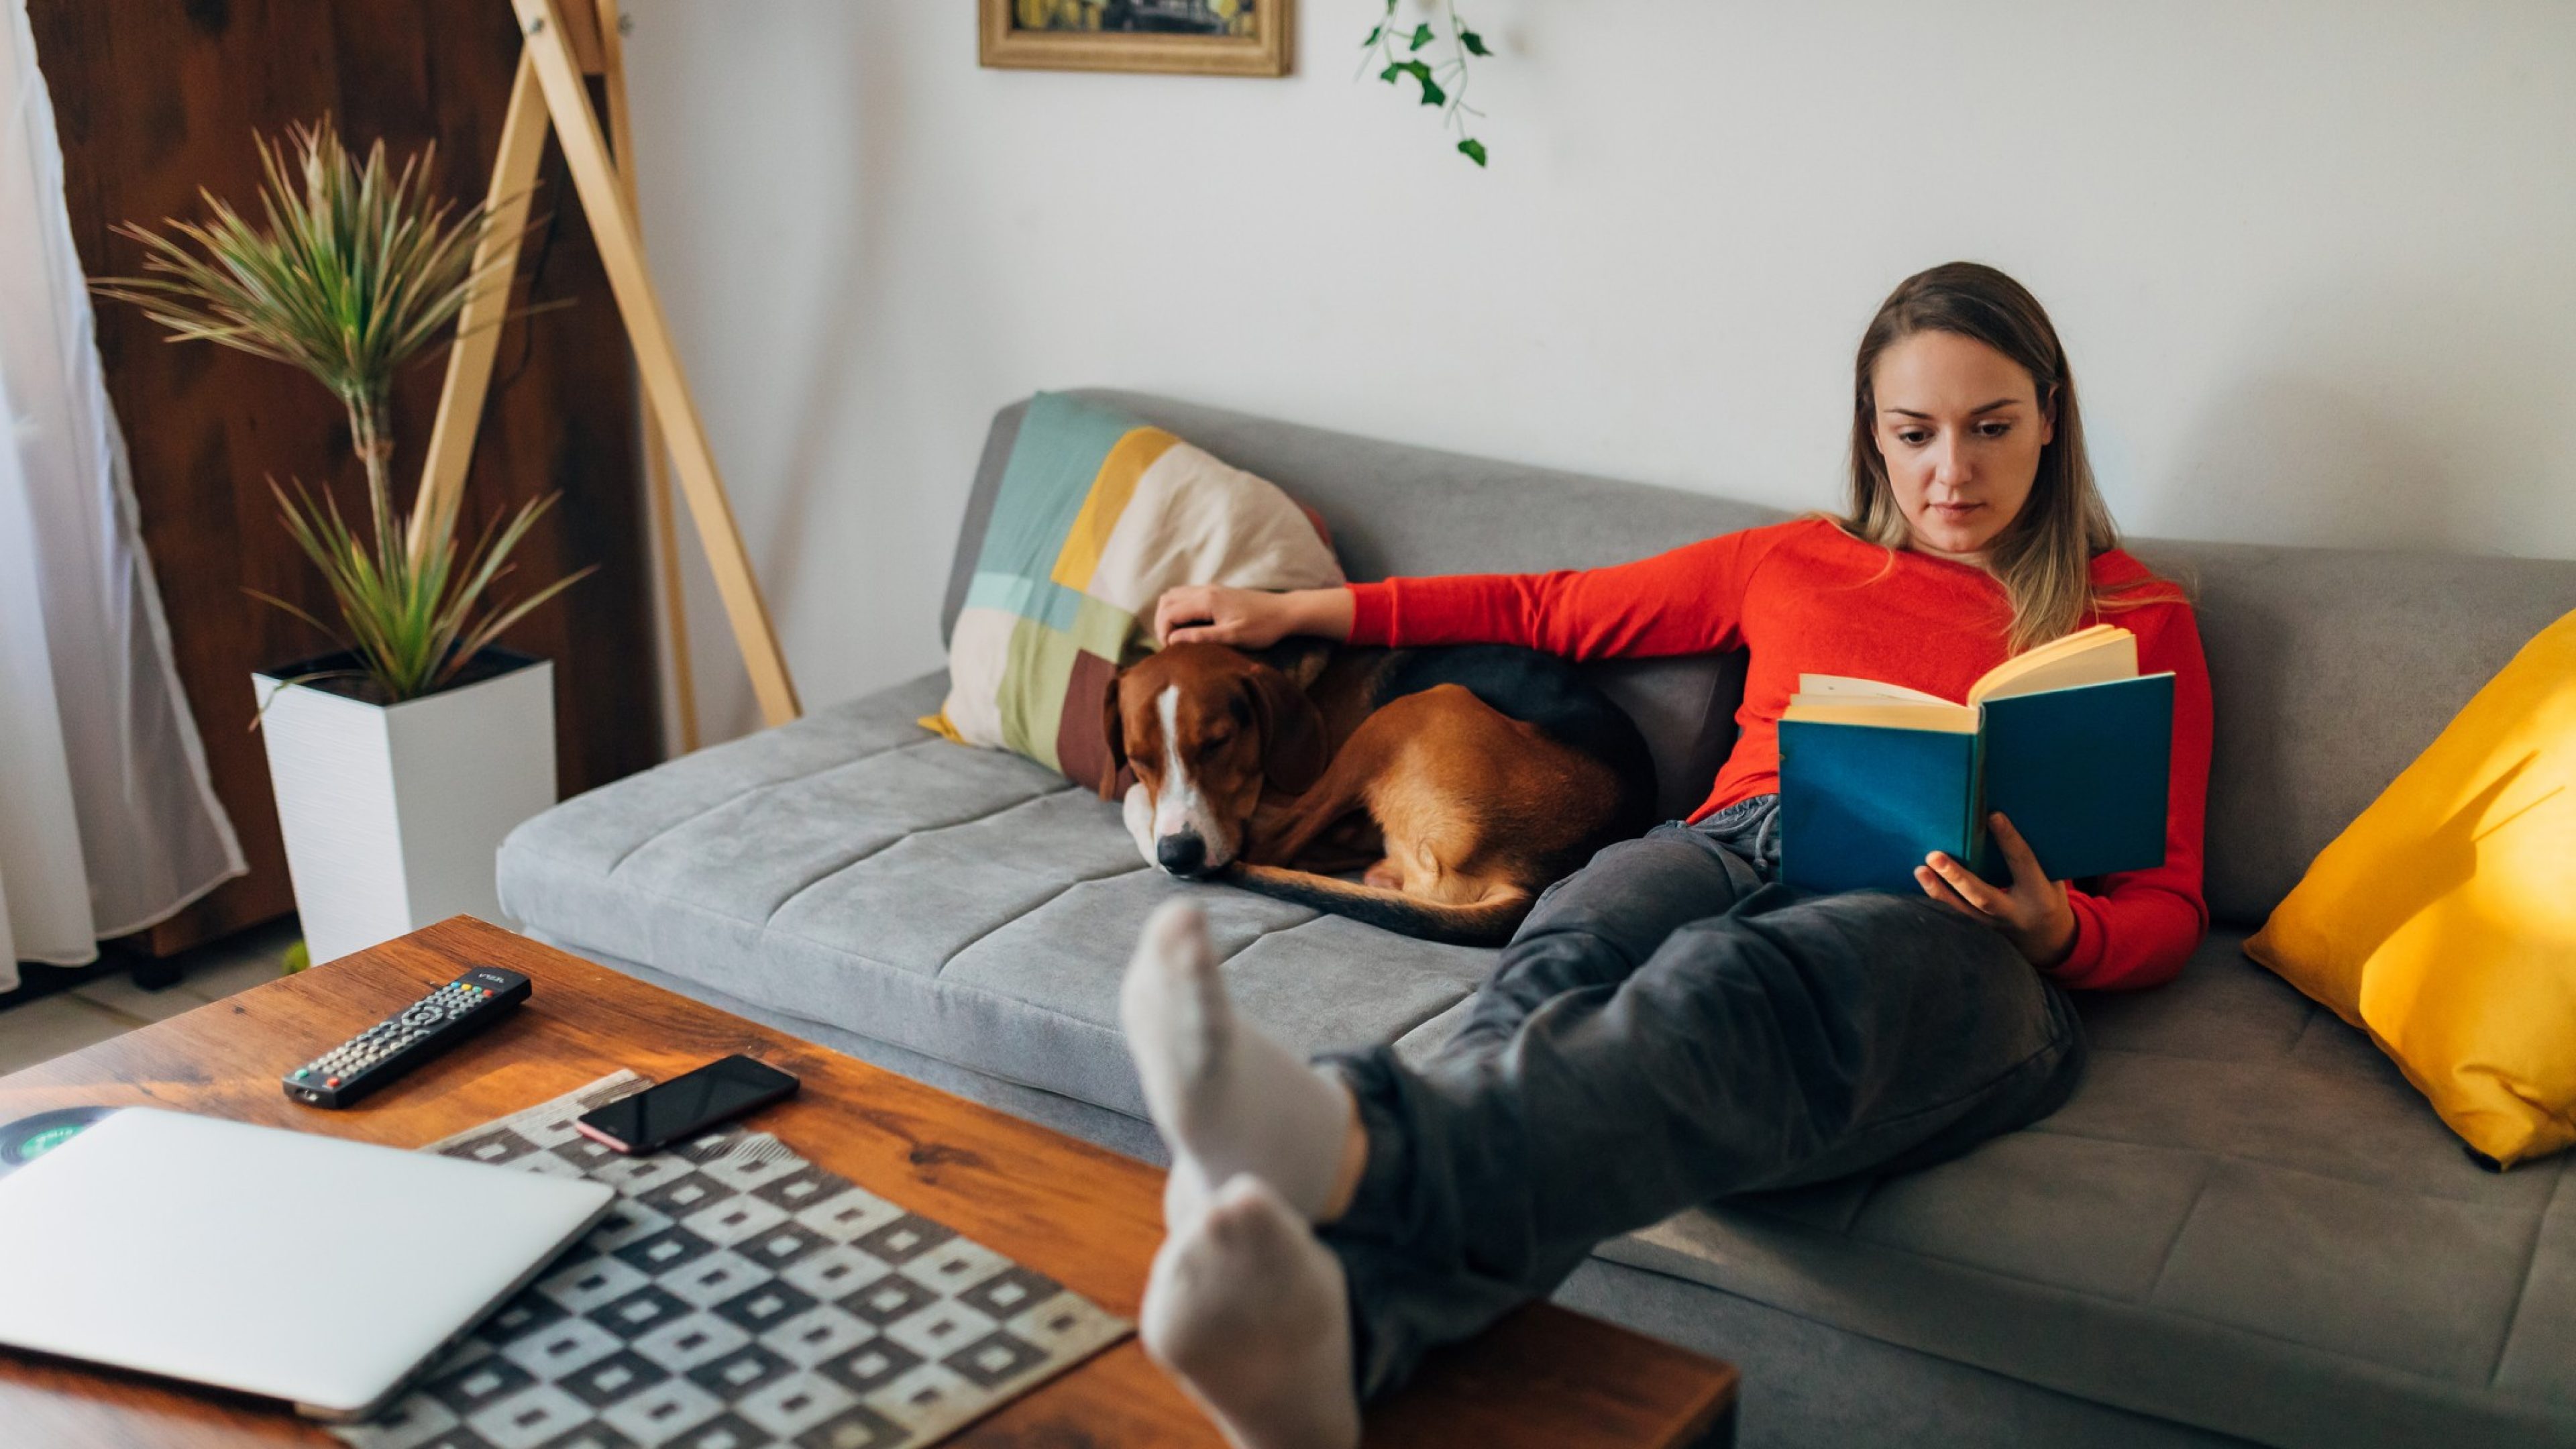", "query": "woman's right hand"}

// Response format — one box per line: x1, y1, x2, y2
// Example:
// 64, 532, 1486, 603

1154, 585, 1353, 647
